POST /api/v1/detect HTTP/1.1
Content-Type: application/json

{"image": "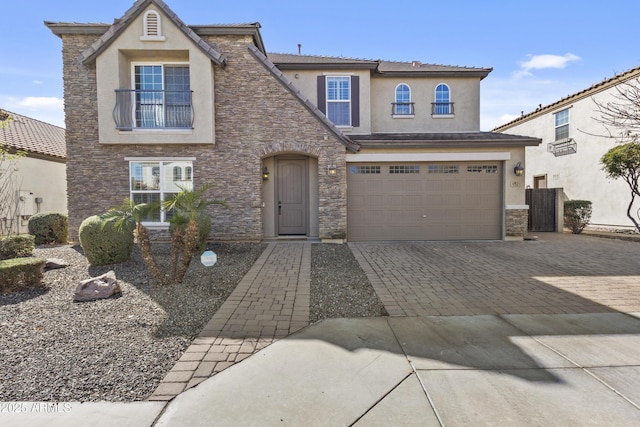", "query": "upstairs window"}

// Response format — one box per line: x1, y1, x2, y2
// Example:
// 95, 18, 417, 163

327, 76, 351, 126
141, 10, 165, 41
134, 64, 191, 129
555, 108, 570, 141
433, 83, 453, 115
393, 84, 413, 116
317, 76, 360, 127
